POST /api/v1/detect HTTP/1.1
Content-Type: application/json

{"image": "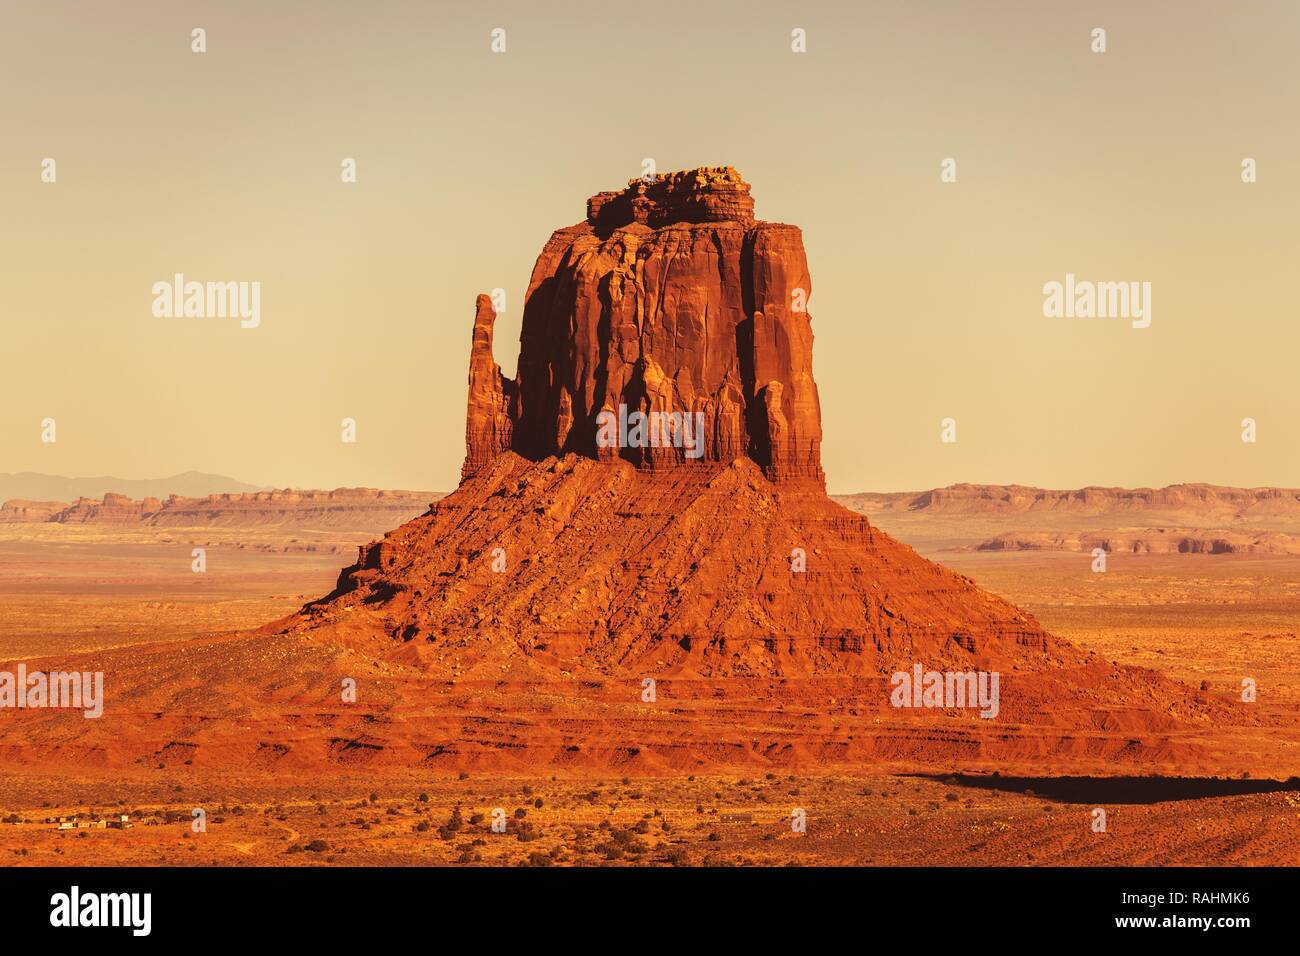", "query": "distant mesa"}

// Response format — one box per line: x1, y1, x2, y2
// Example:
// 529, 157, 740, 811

973, 529, 1300, 555
0, 488, 437, 529
836, 482, 1300, 551
841, 482, 1300, 519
